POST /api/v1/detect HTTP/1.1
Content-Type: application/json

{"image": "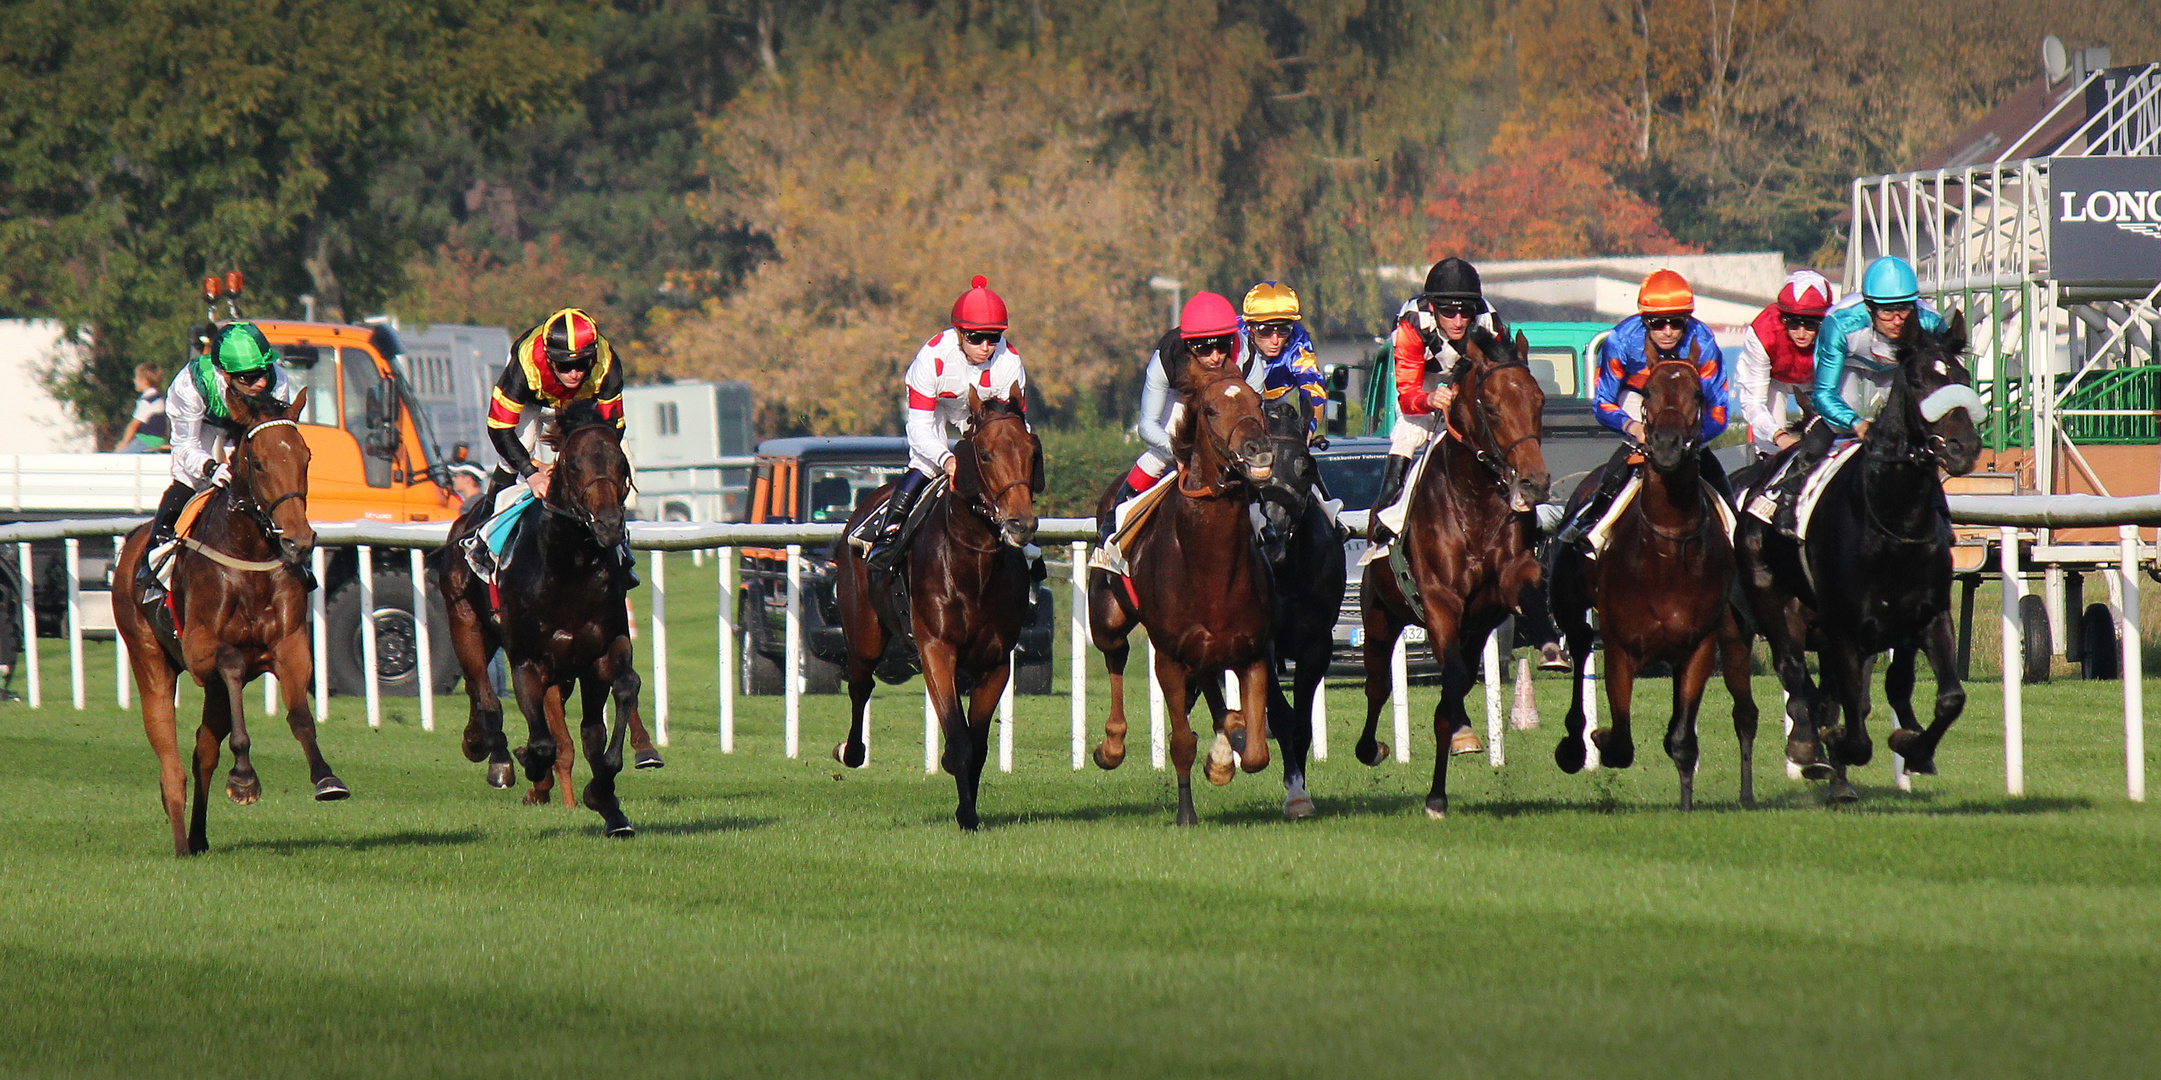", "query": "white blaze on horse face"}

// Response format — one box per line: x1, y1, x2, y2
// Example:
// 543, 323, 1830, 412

1918, 383, 1984, 423
1224, 385, 1242, 398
